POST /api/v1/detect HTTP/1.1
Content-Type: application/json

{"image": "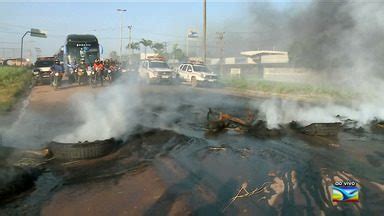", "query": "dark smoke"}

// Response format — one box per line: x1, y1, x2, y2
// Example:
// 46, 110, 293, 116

248, 2, 292, 51
246, 1, 384, 76
288, 1, 355, 70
